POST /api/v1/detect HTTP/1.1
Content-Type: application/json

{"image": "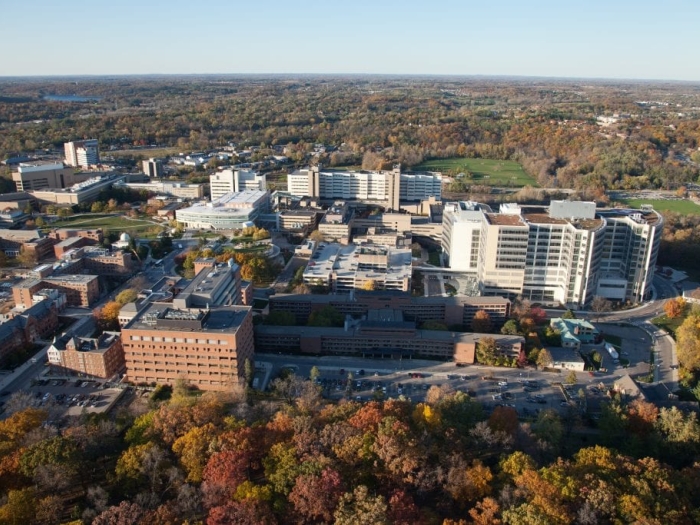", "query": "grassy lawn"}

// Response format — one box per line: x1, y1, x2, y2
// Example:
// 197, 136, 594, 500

617, 198, 700, 215
107, 147, 181, 159
413, 158, 537, 187
47, 214, 162, 235
651, 314, 685, 338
